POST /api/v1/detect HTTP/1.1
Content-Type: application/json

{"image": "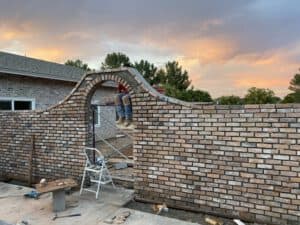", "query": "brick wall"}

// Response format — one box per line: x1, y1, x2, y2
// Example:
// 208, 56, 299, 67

133, 92, 300, 225
0, 69, 139, 181
0, 68, 299, 224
